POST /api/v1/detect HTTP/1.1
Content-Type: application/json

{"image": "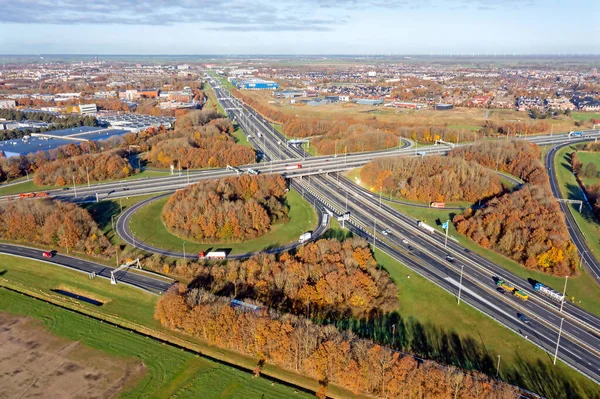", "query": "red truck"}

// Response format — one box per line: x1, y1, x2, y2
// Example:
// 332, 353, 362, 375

284, 164, 302, 170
